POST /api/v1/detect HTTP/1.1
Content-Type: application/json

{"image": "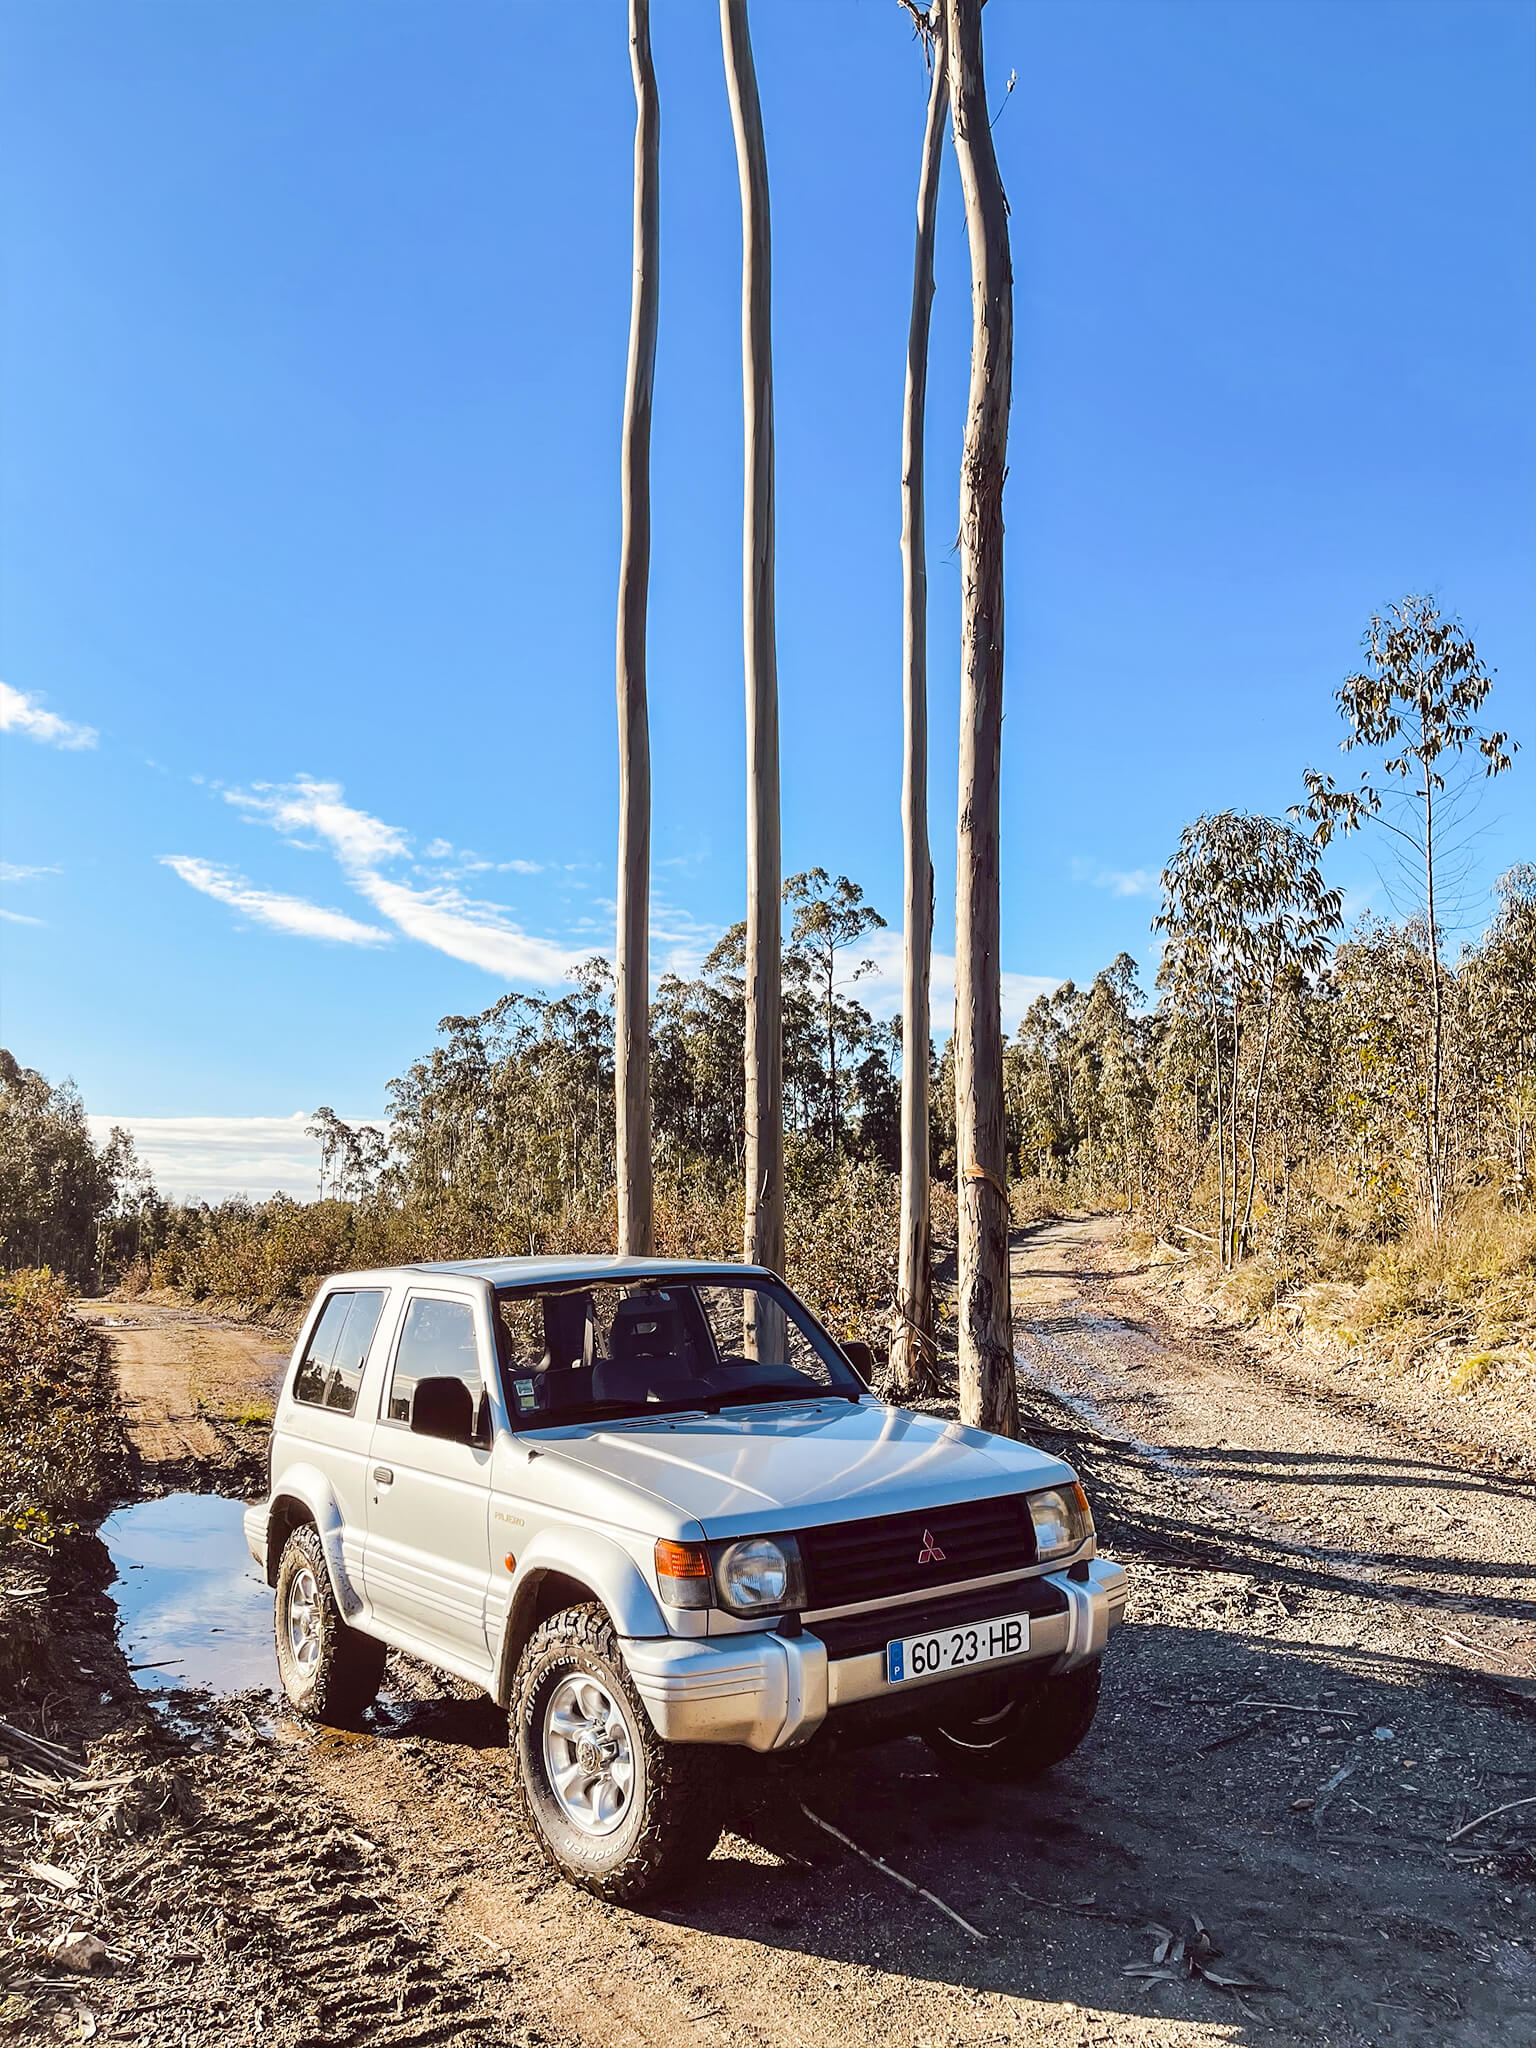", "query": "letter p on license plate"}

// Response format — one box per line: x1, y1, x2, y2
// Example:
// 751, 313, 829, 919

886, 1610, 1031, 1683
